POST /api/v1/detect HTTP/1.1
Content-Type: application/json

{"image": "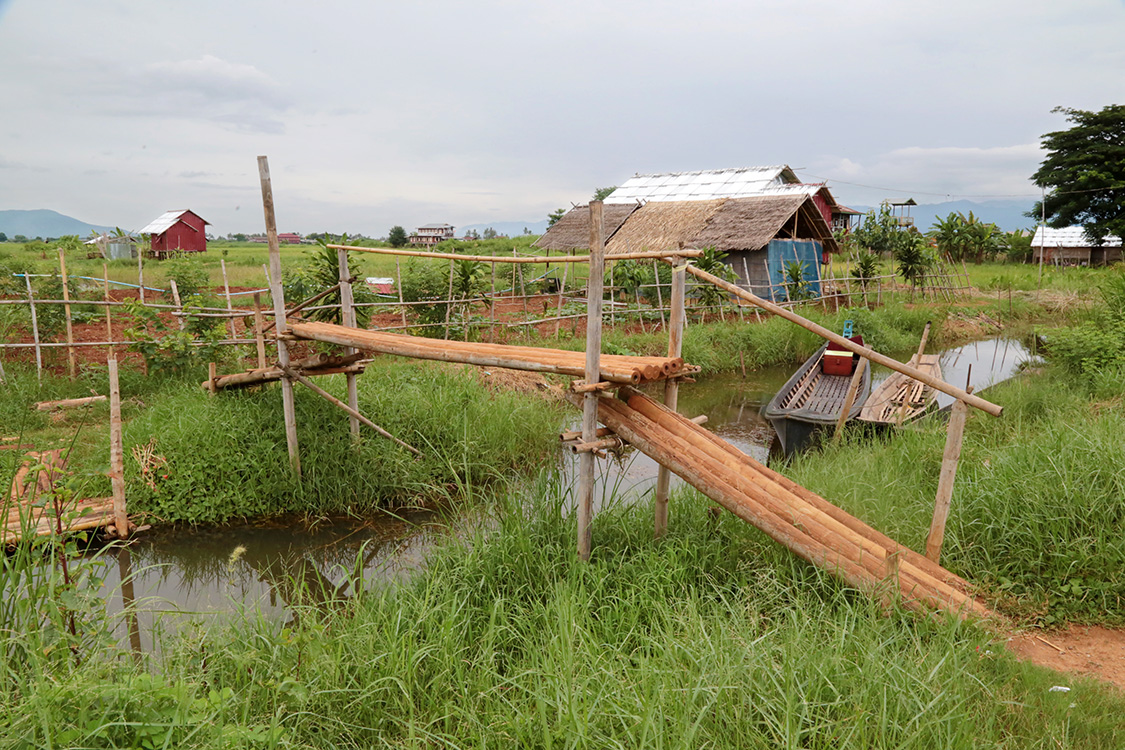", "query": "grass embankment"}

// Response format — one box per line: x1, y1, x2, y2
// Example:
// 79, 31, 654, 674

4, 488, 1125, 748
1, 360, 565, 525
